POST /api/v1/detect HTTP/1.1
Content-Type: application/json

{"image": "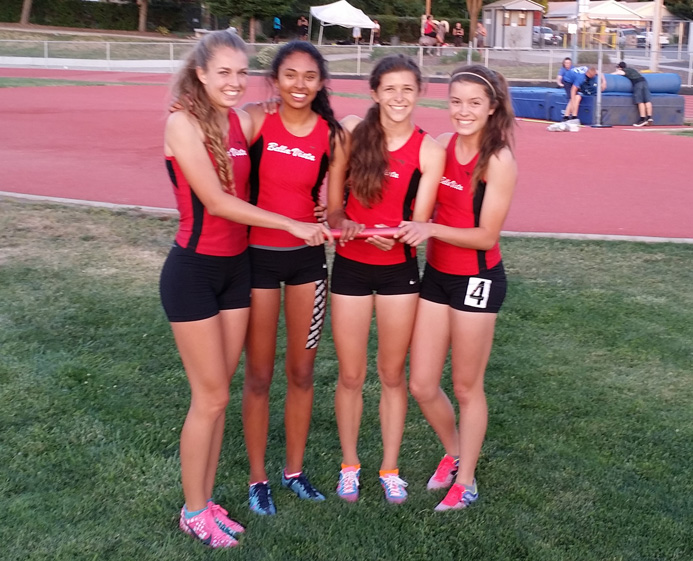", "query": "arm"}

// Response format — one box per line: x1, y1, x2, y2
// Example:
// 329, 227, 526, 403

326, 115, 364, 243
397, 147, 517, 250
600, 74, 607, 91
556, 69, 564, 87
410, 134, 444, 223
165, 111, 330, 245
240, 102, 268, 143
